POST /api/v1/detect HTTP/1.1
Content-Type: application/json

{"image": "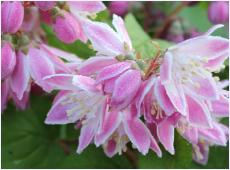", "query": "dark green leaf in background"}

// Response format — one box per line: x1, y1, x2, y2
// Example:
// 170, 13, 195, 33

1, 95, 131, 169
